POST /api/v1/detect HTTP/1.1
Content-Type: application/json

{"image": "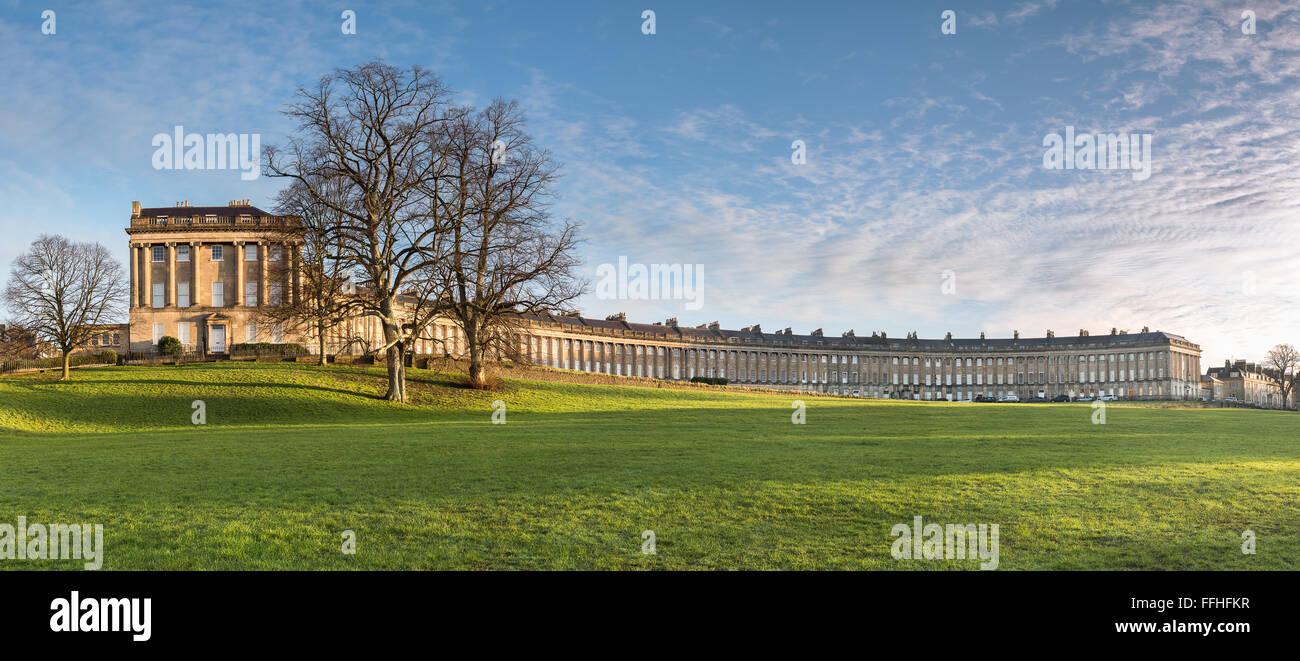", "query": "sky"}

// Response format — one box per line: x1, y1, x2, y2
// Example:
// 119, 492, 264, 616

1, 0, 1297, 365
